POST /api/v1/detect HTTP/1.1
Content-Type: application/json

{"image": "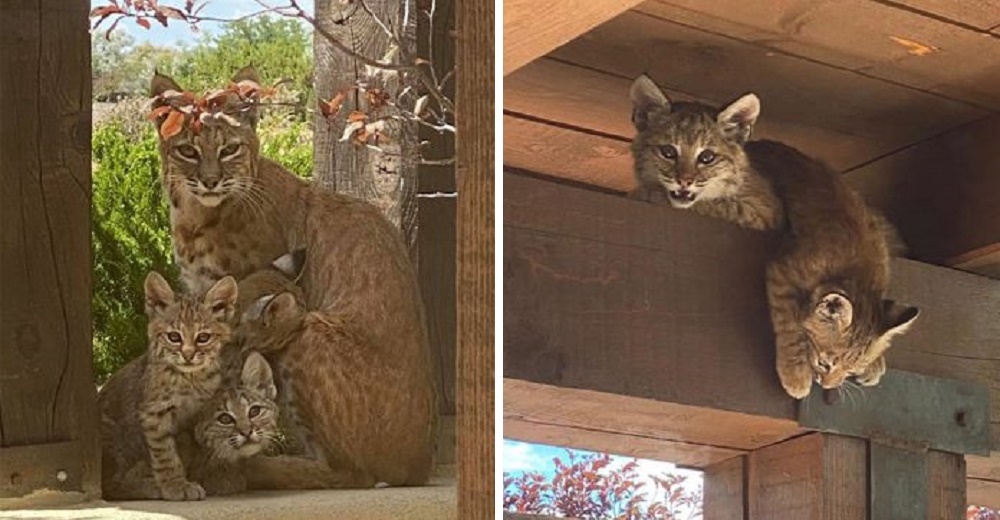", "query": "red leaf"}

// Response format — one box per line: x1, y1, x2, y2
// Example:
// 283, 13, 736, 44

146, 105, 172, 121
153, 10, 168, 26
136, 17, 151, 29
90, 5, 122, 17
347, 110, 367, 123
